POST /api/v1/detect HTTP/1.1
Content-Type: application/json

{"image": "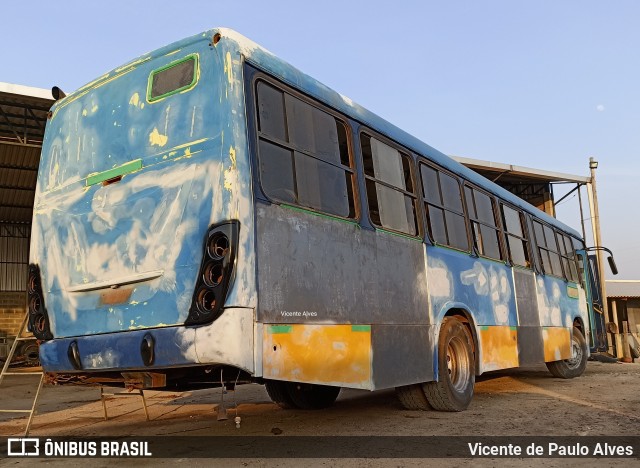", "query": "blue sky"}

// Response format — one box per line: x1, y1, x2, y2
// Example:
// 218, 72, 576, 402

2, 0, 637, 278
